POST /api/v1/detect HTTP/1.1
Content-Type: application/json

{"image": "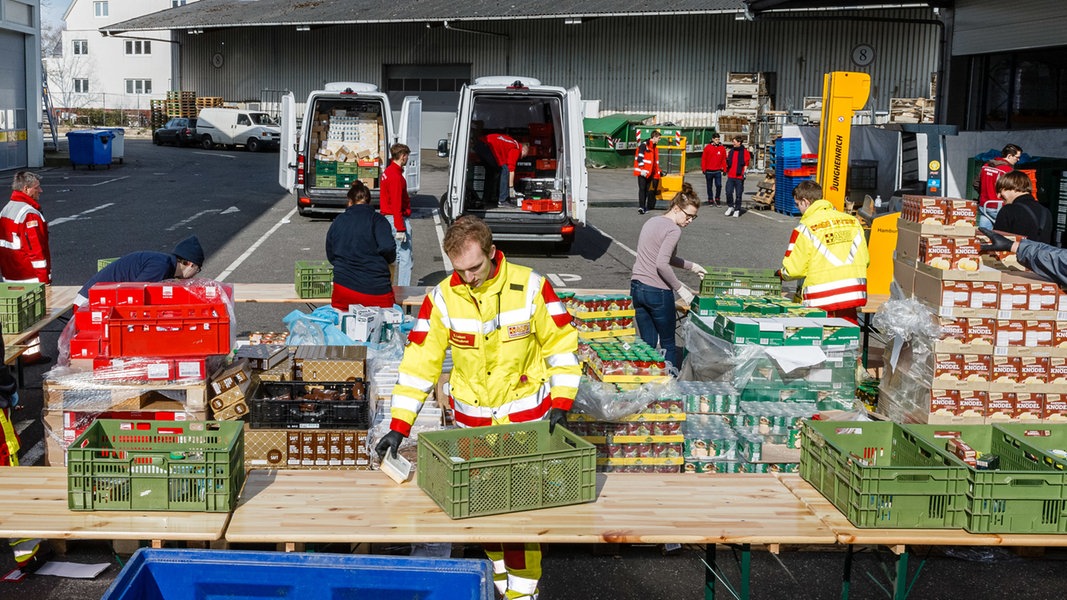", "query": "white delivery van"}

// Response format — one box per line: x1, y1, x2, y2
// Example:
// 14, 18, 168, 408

196, 107, 281, 152
438, 76, 587, 252
278, 82, 421, 216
